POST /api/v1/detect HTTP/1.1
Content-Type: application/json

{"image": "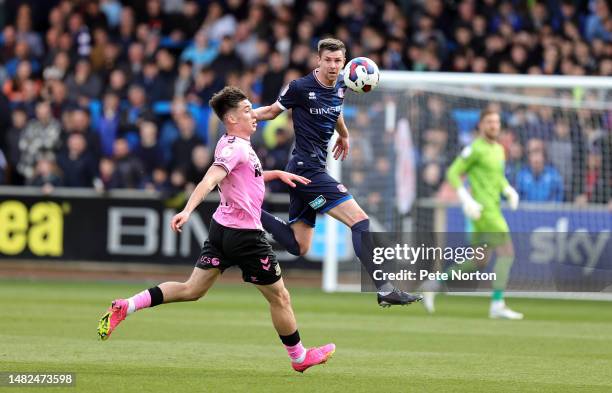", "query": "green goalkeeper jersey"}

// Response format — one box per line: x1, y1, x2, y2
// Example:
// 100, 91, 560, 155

447, 137, 509, 212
